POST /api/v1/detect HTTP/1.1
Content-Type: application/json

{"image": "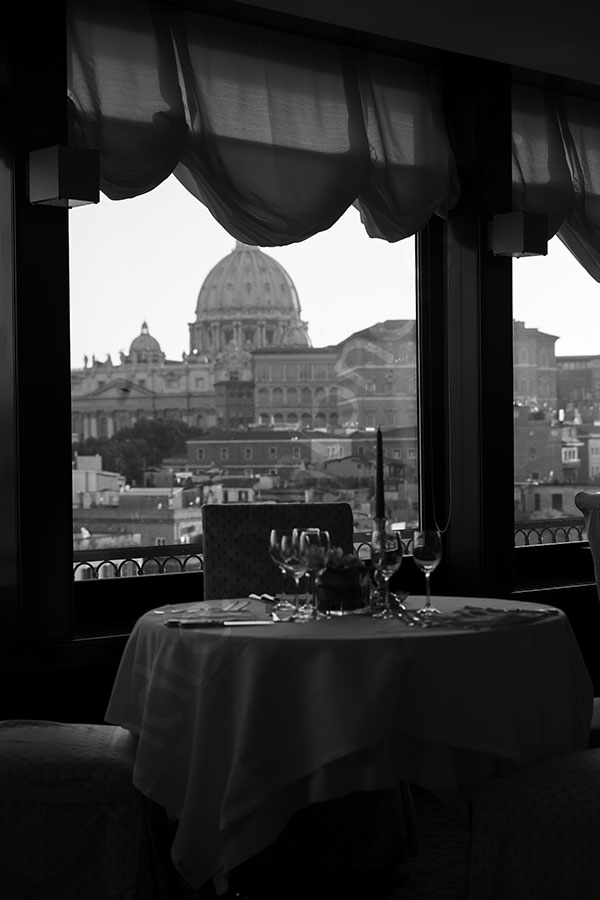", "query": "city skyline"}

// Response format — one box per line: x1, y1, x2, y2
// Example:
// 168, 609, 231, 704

68, 174, 600, 366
